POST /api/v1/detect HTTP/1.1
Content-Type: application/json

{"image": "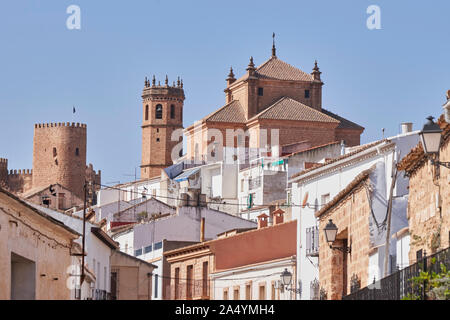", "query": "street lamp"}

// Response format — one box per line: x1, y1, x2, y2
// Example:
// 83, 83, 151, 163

323, 219, 351, 253
419, 116, 450, 169
279, 268, 301, 296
